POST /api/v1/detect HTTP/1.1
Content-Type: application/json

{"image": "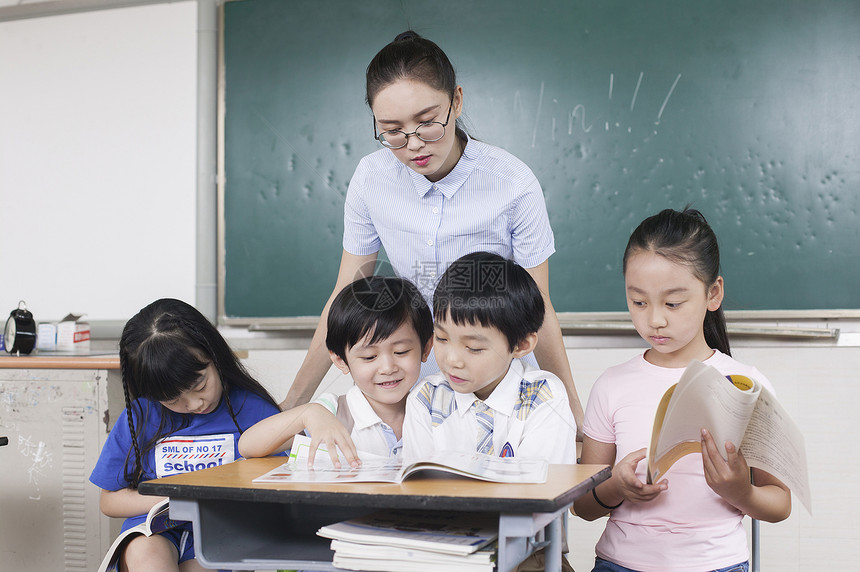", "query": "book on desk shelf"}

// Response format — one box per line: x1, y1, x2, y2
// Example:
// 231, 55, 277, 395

318, 508, 498, 567
646, 360, 811, 513
330, 538, 496, 568
97, 498, 187, 572
332, 541, 496, 572
252, 433, 548, 484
